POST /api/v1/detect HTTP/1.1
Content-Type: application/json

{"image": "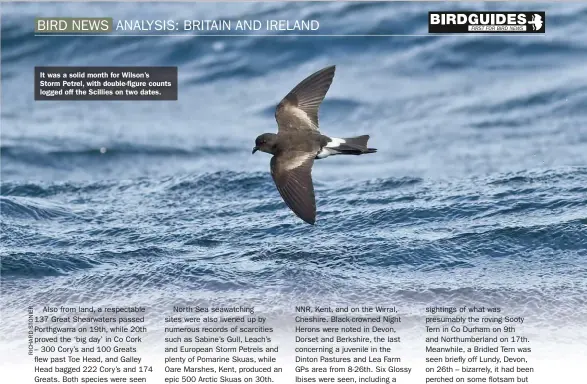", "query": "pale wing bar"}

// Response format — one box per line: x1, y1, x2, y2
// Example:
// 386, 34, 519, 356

275, 65, 336, 132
